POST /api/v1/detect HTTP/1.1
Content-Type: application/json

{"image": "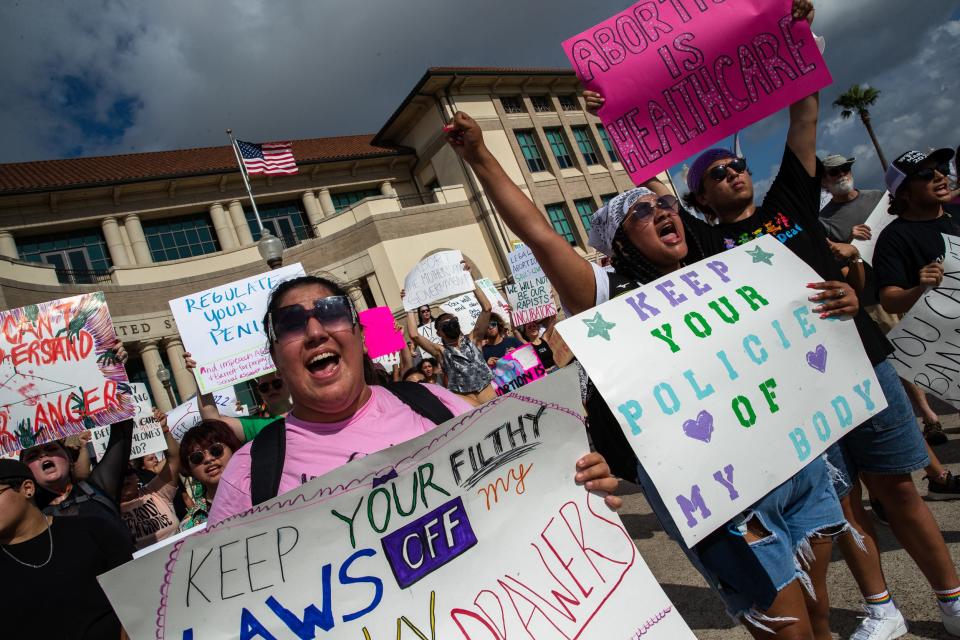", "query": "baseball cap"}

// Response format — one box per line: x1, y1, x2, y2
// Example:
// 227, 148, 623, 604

822, 154, 854, 168
885, 148, 955, 195
0, 458, 35, 485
